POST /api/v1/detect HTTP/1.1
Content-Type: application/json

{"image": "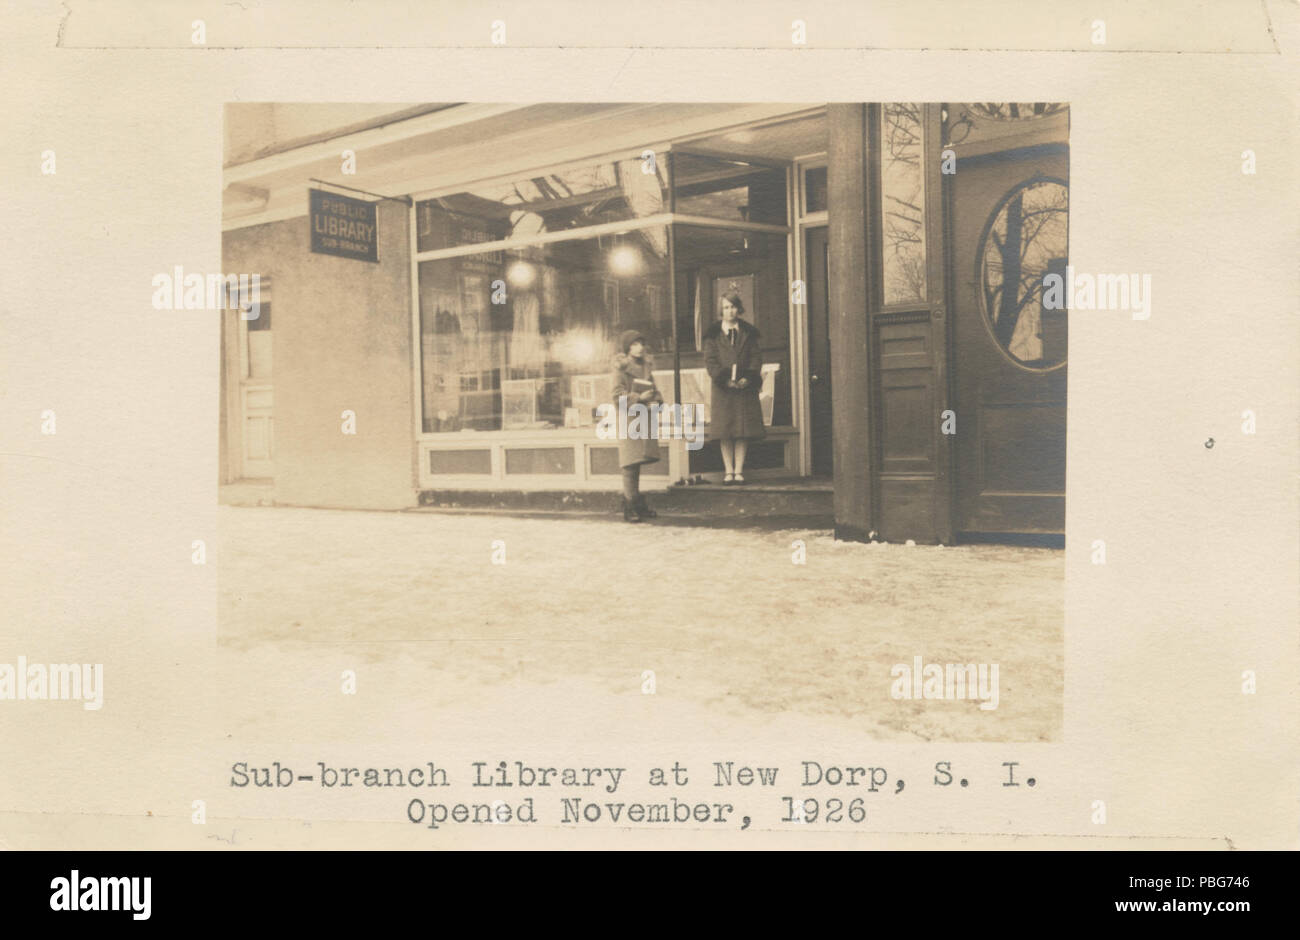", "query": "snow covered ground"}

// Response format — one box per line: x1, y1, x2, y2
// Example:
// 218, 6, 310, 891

218, 505, 1063, 742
